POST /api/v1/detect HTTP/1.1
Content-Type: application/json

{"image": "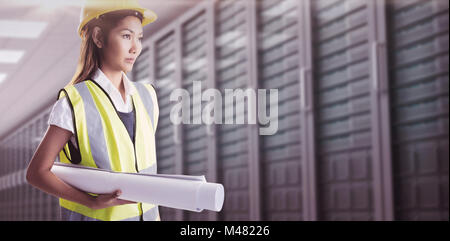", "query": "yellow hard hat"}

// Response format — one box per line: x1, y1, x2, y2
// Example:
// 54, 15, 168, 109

78, 0, 157, 38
